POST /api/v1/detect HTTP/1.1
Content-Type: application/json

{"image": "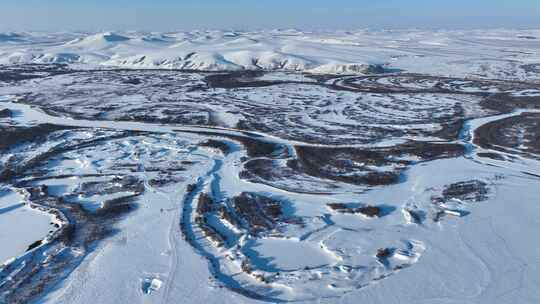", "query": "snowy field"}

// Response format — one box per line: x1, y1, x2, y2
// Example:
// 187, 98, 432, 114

0, 29, 540, 304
